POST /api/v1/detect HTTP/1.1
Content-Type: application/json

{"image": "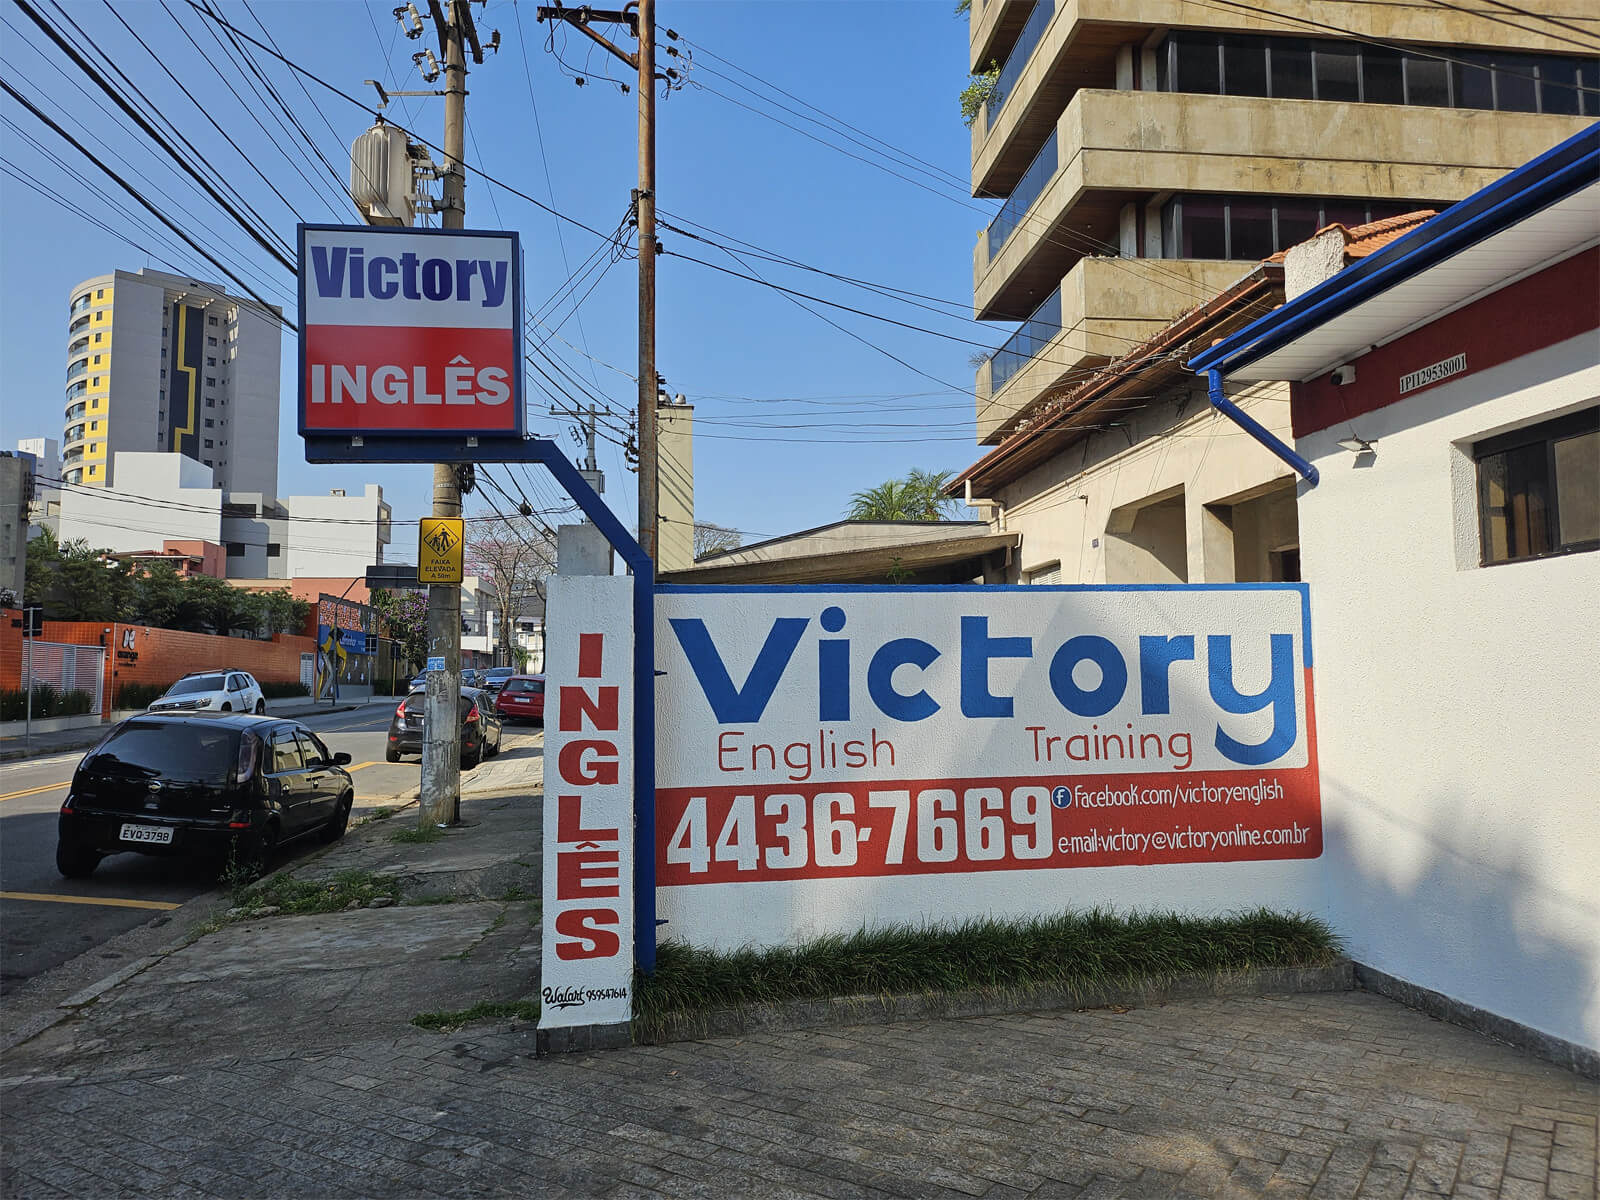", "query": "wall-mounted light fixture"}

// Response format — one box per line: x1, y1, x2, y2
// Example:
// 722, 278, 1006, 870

1336, 435, 1377, 454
